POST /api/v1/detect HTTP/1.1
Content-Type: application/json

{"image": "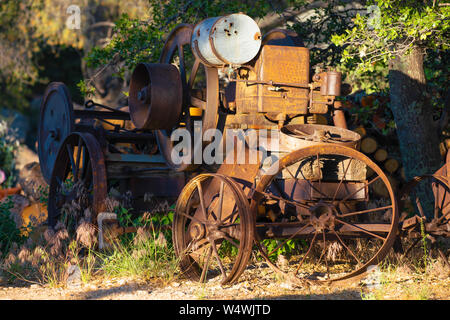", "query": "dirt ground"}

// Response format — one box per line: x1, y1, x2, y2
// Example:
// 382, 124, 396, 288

0, 261, 448, 300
